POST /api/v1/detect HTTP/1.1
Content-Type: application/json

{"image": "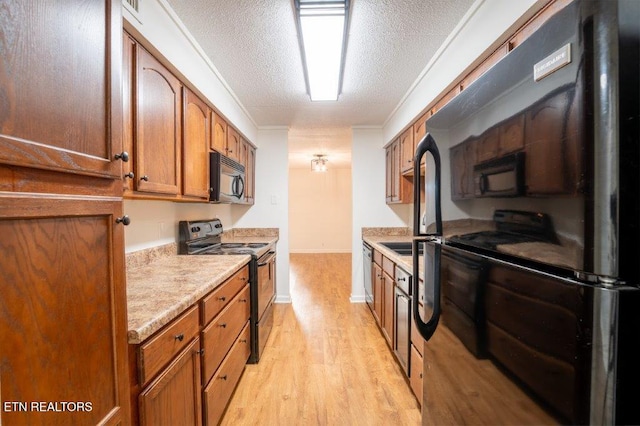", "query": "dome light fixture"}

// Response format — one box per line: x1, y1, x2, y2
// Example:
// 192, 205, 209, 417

311, 154, 328, 172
